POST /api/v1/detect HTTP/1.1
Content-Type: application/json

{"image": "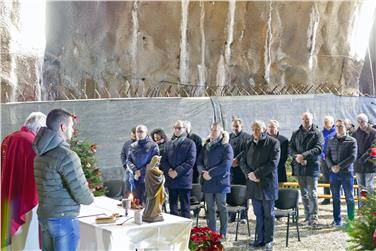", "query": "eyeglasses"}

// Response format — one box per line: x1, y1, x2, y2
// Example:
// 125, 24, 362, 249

174, 126, 184, 130
336, 125, 344, 128
136, 130, 145, 133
